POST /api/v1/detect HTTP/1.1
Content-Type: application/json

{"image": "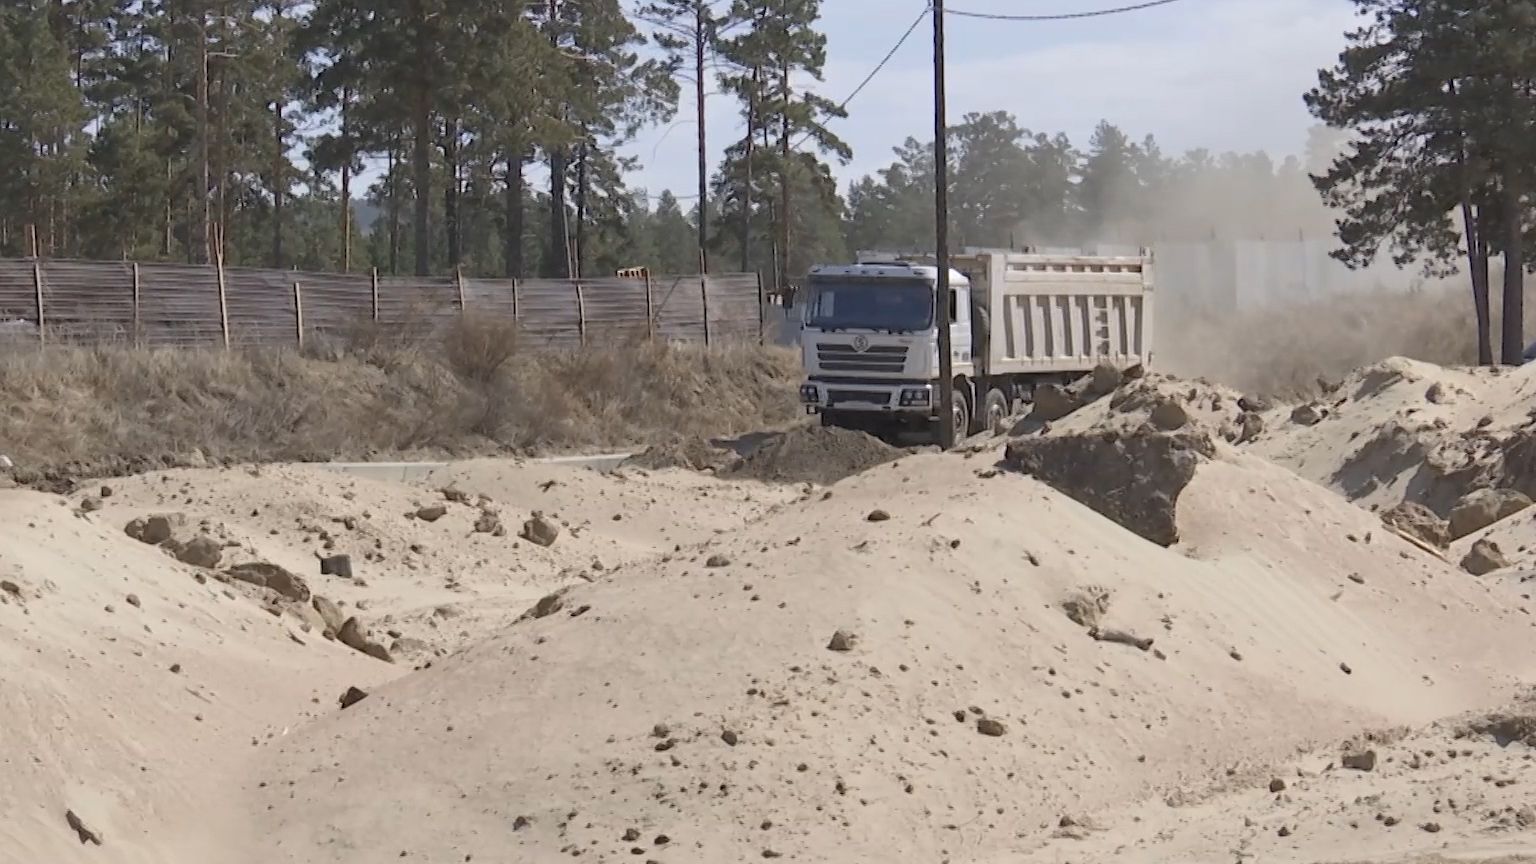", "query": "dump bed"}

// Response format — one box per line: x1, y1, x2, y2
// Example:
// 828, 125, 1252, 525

968, 252, 1153, 375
